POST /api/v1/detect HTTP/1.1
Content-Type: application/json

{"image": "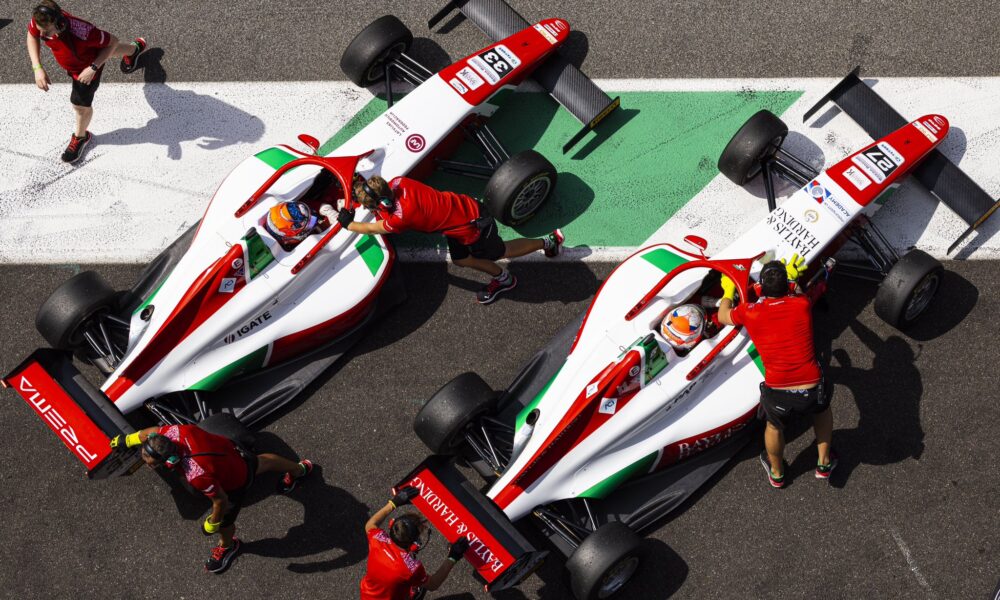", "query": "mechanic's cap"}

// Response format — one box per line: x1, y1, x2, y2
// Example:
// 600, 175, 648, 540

661, 304, 706, 350
267, 201, 314, 238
